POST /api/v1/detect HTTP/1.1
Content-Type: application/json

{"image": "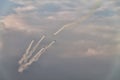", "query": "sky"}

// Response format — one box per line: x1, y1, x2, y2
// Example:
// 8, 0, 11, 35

0, 0, 120, 80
